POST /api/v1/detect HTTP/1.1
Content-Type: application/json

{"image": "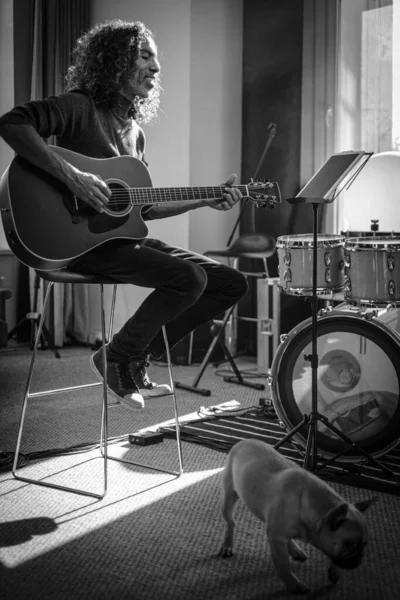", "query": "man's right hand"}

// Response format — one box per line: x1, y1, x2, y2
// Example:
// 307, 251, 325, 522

69, 169, 111, 213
